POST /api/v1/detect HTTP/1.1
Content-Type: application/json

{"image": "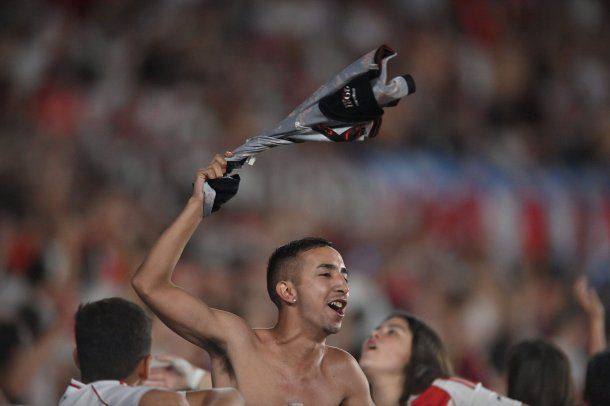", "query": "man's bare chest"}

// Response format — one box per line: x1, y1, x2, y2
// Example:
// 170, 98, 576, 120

210, 349, 345, 405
